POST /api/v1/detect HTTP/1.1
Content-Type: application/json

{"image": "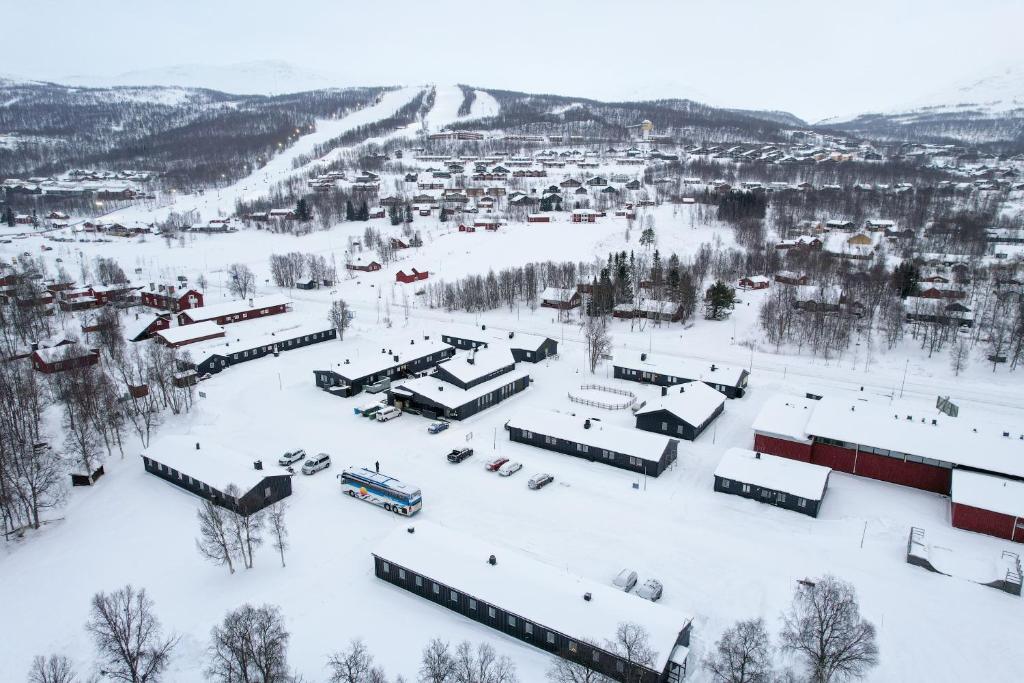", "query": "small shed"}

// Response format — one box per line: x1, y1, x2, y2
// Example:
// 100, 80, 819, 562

714, 448, 831, 517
